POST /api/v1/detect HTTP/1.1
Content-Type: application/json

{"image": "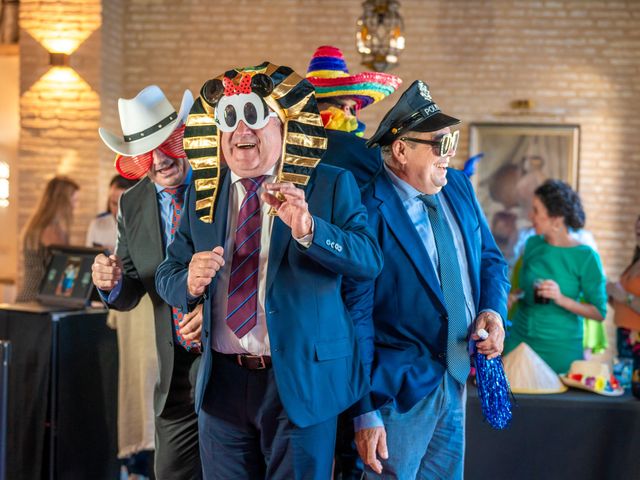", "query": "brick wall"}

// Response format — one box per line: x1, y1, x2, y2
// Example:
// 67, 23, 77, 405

18, 0, 102, 255
17, 1, 640, 310
95, 0, 640, 279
